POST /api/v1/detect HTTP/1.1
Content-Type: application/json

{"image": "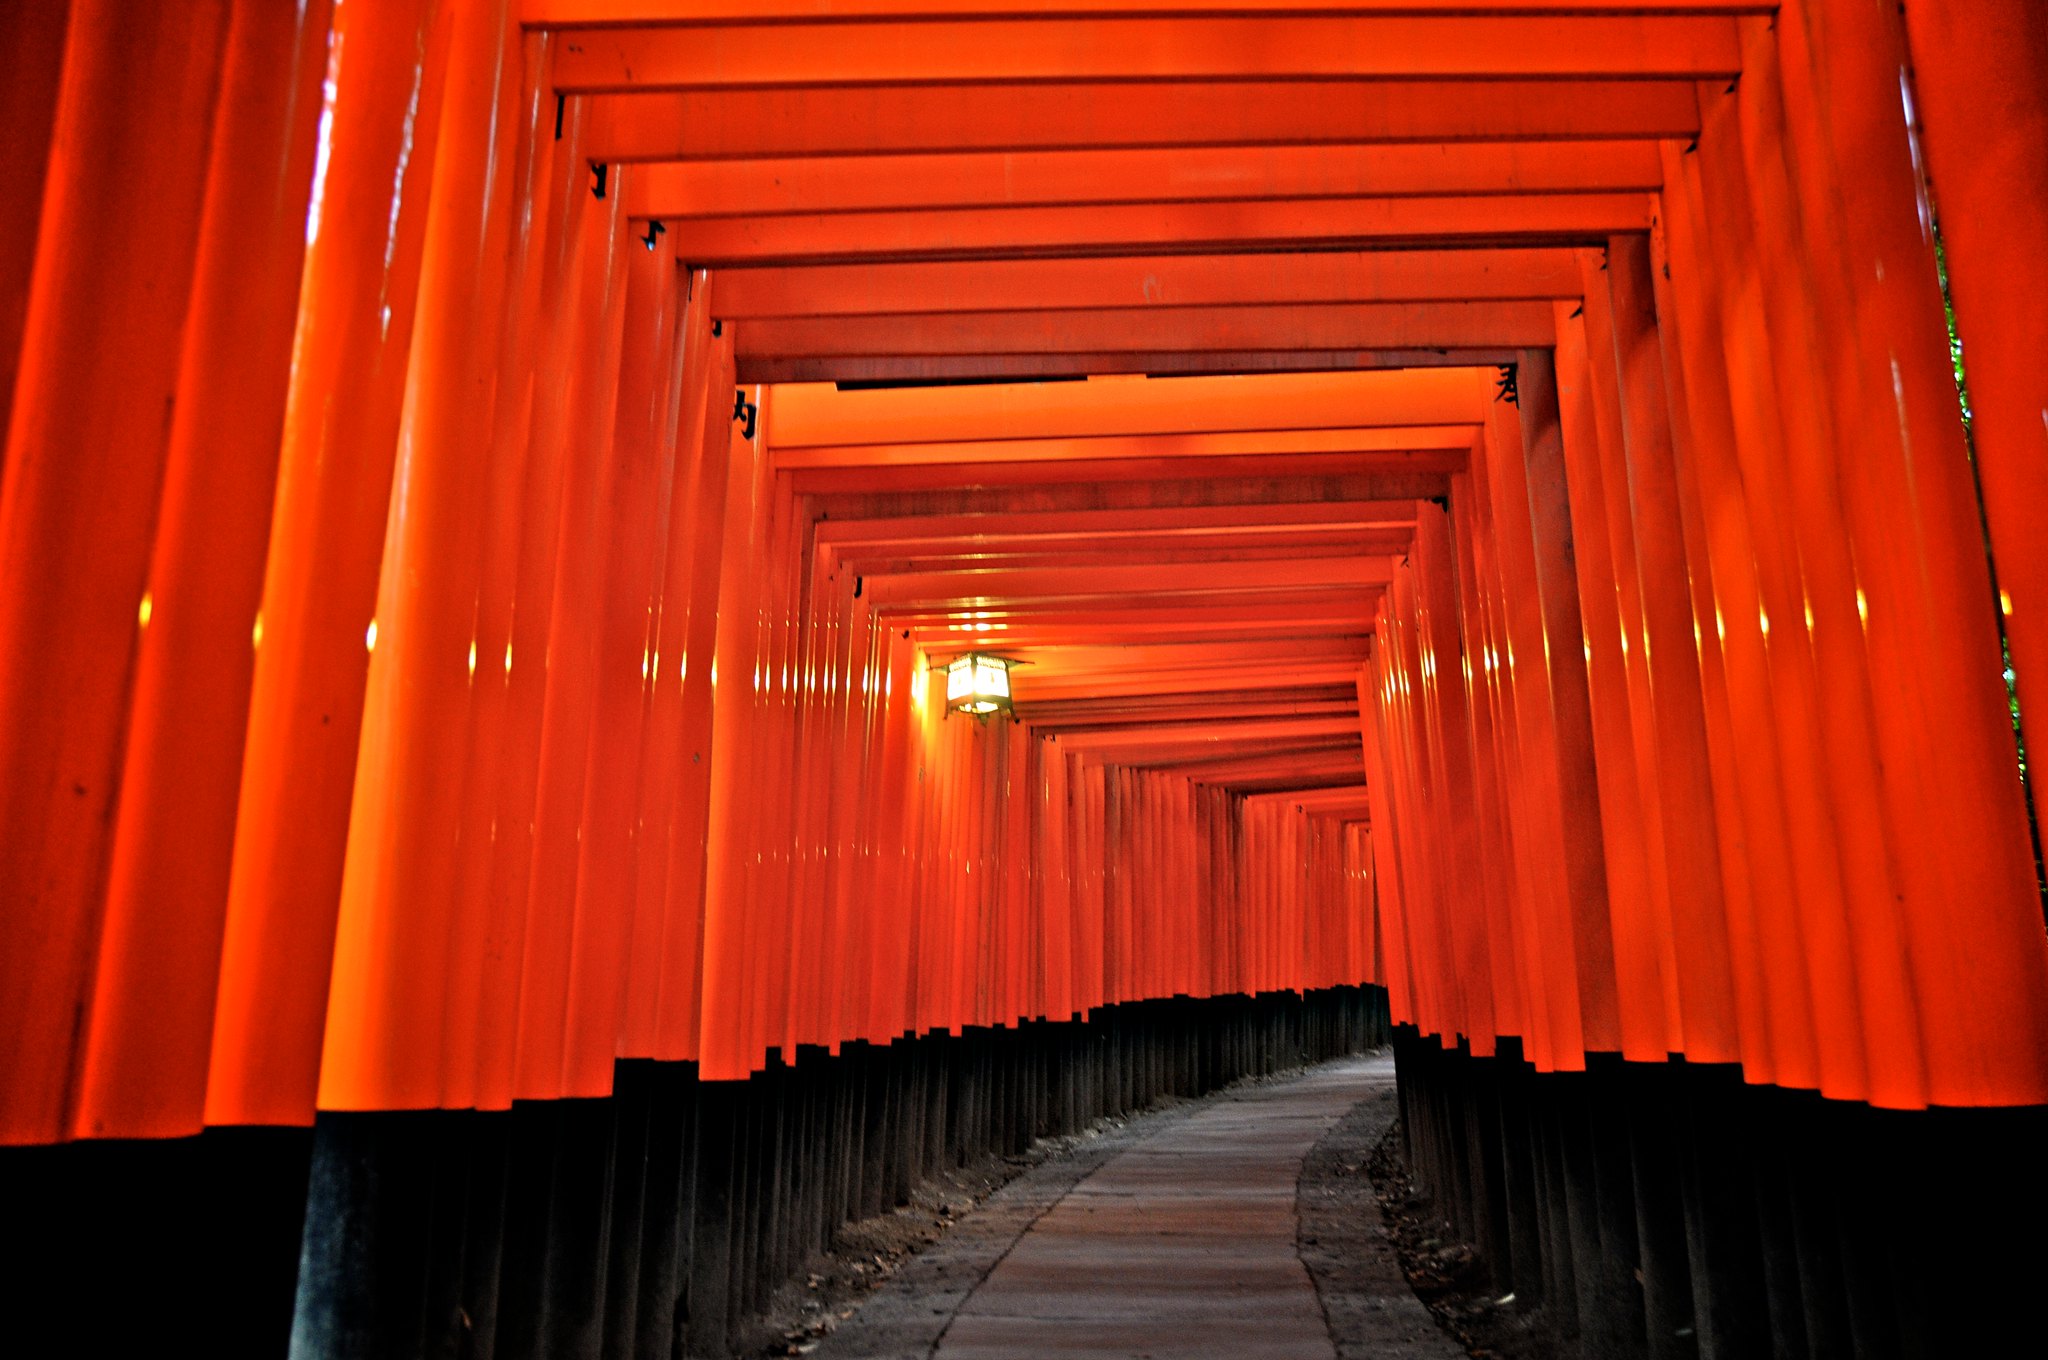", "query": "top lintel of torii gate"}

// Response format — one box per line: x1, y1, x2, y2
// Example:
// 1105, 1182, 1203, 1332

522, 4, 1749, 93
521, 0, 1767, 27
